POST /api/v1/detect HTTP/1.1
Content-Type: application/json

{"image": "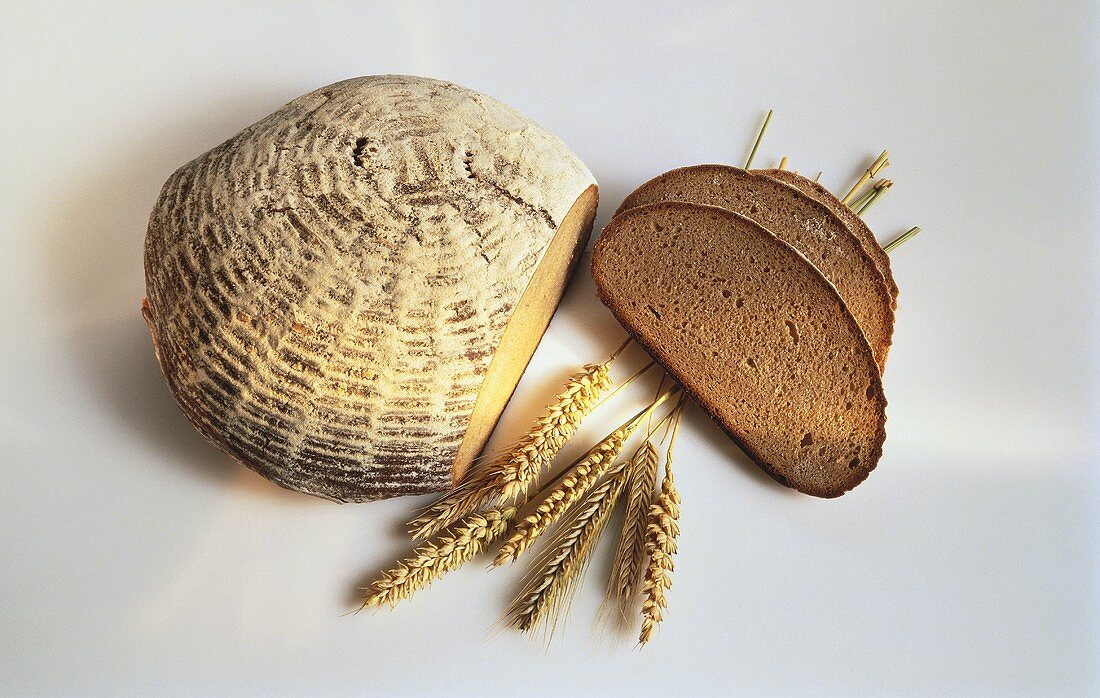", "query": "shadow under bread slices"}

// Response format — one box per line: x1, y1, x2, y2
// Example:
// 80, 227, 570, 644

757, 168, 898, 307
614, 165, 894, 372
592, 202, 886, 498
